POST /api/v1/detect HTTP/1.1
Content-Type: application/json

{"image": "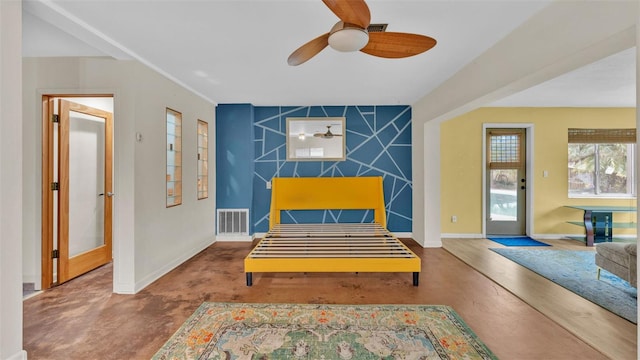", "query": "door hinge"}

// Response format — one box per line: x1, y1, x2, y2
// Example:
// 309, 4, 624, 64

51, 182, 59, 191
52, 249, 59, 259
52, 114, 59, 123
